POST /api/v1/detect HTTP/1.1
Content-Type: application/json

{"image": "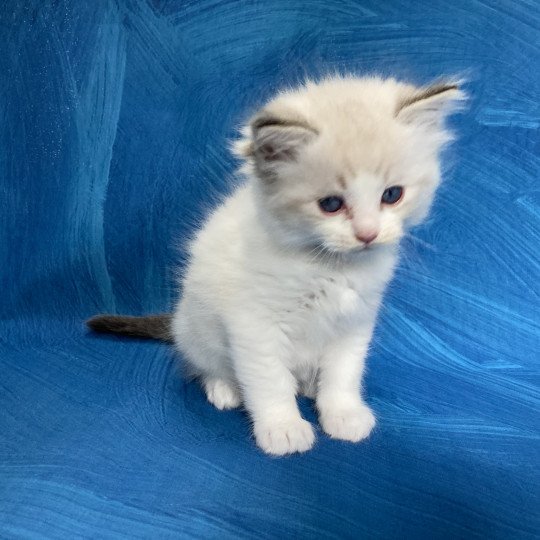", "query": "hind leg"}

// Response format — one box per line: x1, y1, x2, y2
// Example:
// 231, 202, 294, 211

203, 377, 242, 410
172, 302, 240, 410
